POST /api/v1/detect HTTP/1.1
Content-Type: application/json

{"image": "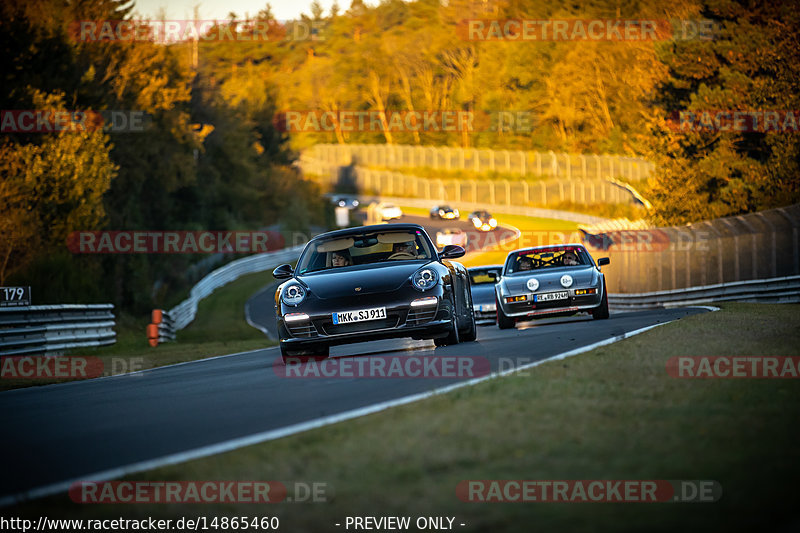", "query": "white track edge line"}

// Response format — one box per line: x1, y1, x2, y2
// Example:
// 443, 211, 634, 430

0, 311, 709, 508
